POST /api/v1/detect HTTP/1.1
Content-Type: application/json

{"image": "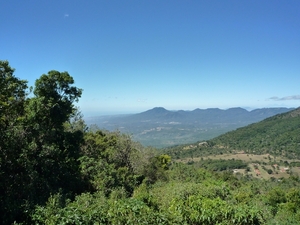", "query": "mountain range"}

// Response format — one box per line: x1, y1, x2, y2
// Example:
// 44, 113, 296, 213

85, 107, 294, 148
